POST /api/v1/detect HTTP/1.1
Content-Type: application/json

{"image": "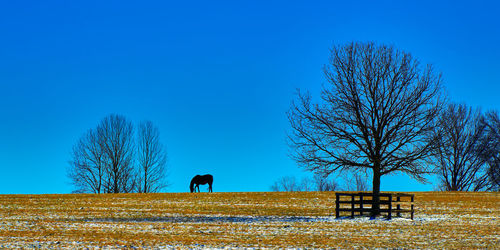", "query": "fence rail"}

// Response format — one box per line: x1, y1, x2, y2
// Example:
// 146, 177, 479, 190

335, 192, 414, 220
